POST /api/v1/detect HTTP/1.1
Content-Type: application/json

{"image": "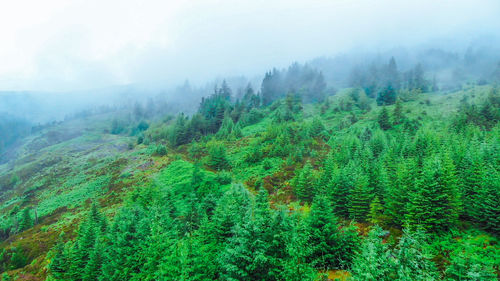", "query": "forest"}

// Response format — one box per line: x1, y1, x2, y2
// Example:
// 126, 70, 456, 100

0, 51, 498, 281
